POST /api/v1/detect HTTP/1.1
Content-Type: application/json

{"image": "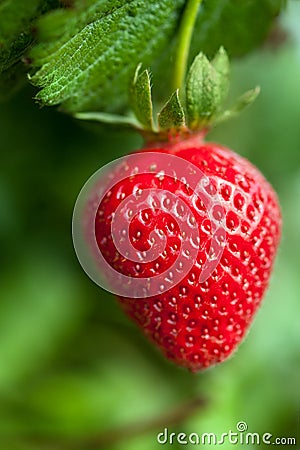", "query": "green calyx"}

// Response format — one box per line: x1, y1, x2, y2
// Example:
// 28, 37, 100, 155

75, 47, 259, 140
186, 47, 229, 129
